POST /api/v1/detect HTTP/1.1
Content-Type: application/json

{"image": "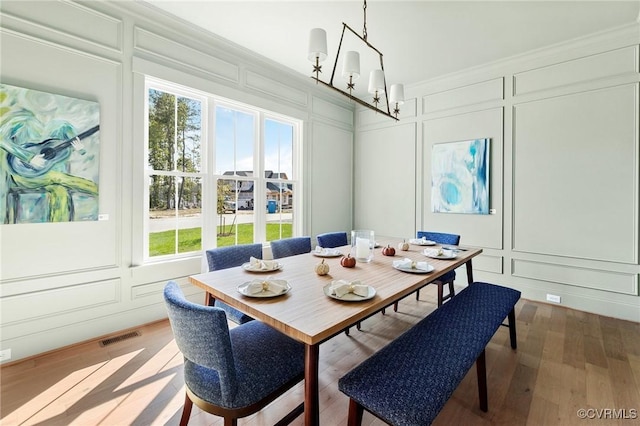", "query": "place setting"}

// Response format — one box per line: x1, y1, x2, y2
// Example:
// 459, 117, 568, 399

323, 279, 376, 301
392, 257, 434, 274
242, 256, 283, 272
423, 247, 457, 259
313, 246, 343, 258
237, 277, 291, 298
408, 237, 436, 246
